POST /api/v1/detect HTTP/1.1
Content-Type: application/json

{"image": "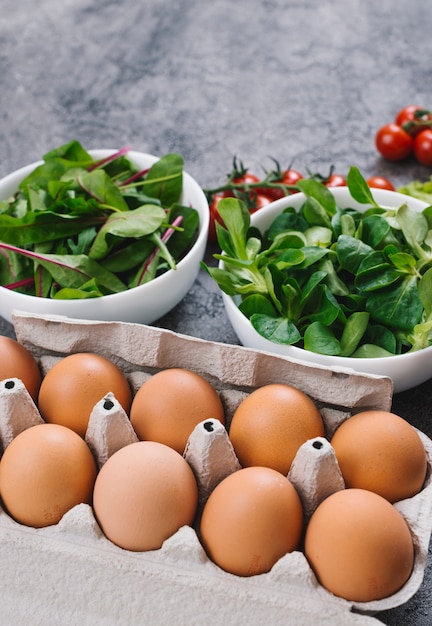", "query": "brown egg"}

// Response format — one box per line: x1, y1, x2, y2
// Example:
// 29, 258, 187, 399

130, 368, 225, 454
0, 423, 97, 528
93, 441, 198, 551
331, 410, 428, 503
199, 466, 303, 577
0, 336, 41, 402
229, 384, 324, 475
304, 488, 414, 602
38, 352, 132, 437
